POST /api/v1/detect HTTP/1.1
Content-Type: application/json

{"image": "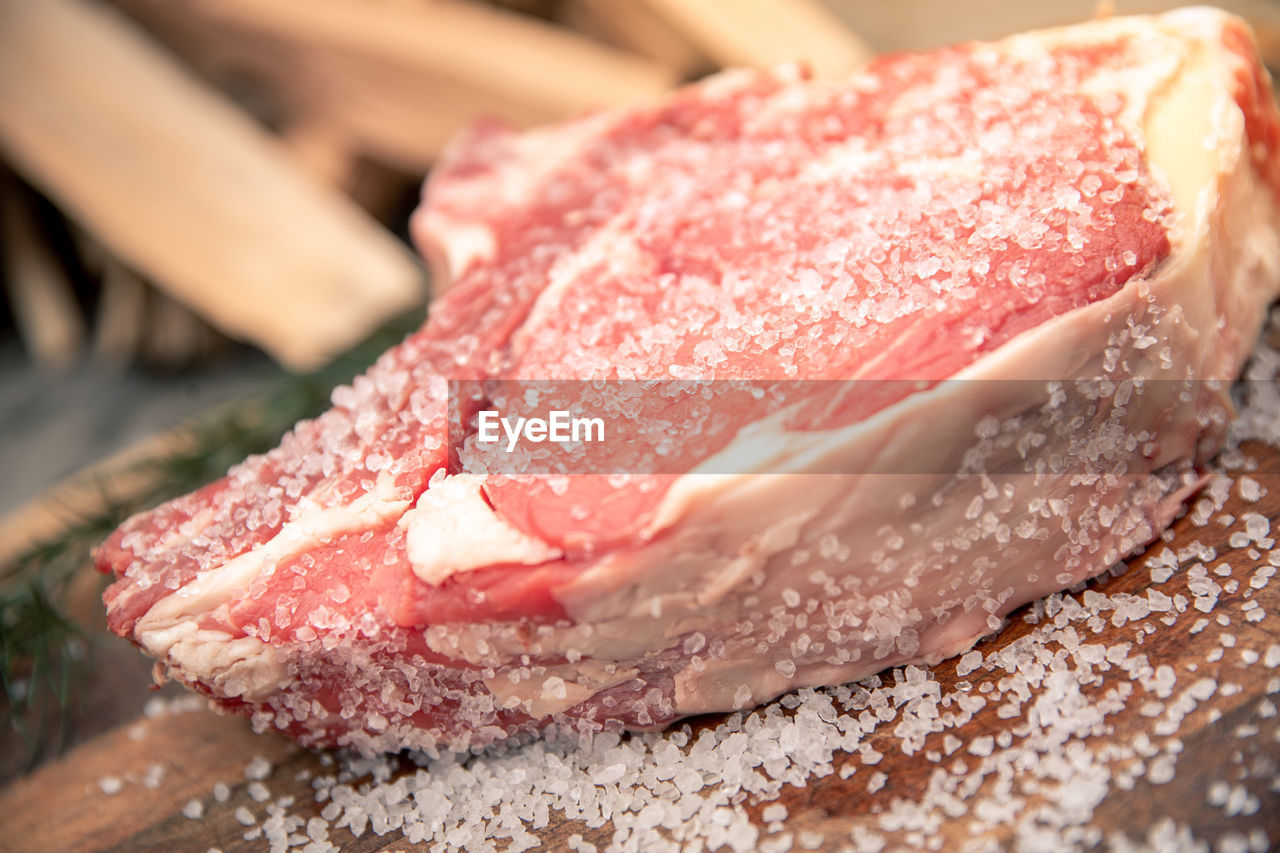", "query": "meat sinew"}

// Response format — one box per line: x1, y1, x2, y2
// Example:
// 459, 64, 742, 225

99, 9, 1280, 754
